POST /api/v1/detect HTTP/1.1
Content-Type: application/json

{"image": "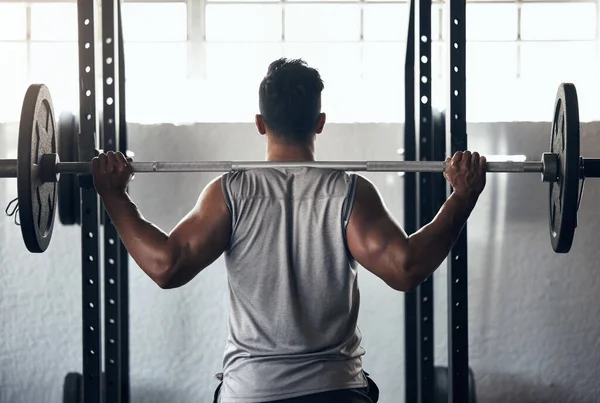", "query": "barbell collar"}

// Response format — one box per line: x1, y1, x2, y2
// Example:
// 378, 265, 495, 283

39, 153, 60, 183
542, 152, 559, 182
